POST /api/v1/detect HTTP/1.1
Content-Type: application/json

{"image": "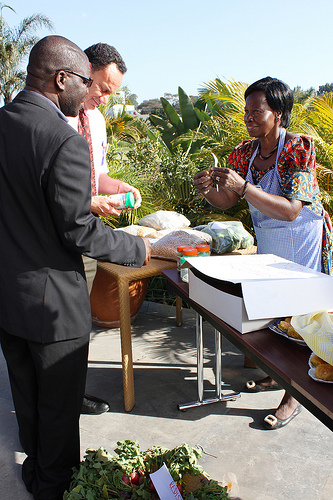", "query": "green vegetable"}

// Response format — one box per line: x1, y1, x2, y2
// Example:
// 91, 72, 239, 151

186, 480, 229, 499
63, 441, 230, 499
198, 221, 254, 254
